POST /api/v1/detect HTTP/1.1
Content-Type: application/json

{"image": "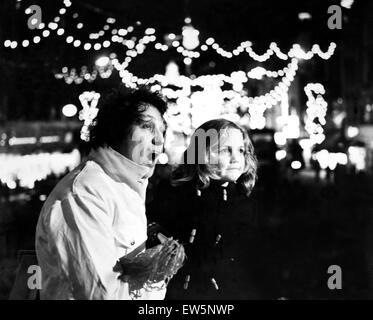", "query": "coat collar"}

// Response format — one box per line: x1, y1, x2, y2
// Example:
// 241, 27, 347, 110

88, 146, 151, 201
